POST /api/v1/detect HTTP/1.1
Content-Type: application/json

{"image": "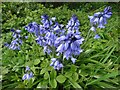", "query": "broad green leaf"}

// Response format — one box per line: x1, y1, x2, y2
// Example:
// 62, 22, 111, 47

50, 69, 57, 79
72, 72, 78, 81
68, 78, 83, 89
34, 59, 40, 65
25, 61, 34, 67
56, 75, 66, 83
15, 84, 25, 88
37, 81, 48, 88
70, 65, 77, 72
44, 72, 49, 80
50, 79, 57, 88
1, 67, 8, 75
40, 68, 47, 75
87, 71, 118, 85
65, 71, 72, 78
31, 67, 36, 74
